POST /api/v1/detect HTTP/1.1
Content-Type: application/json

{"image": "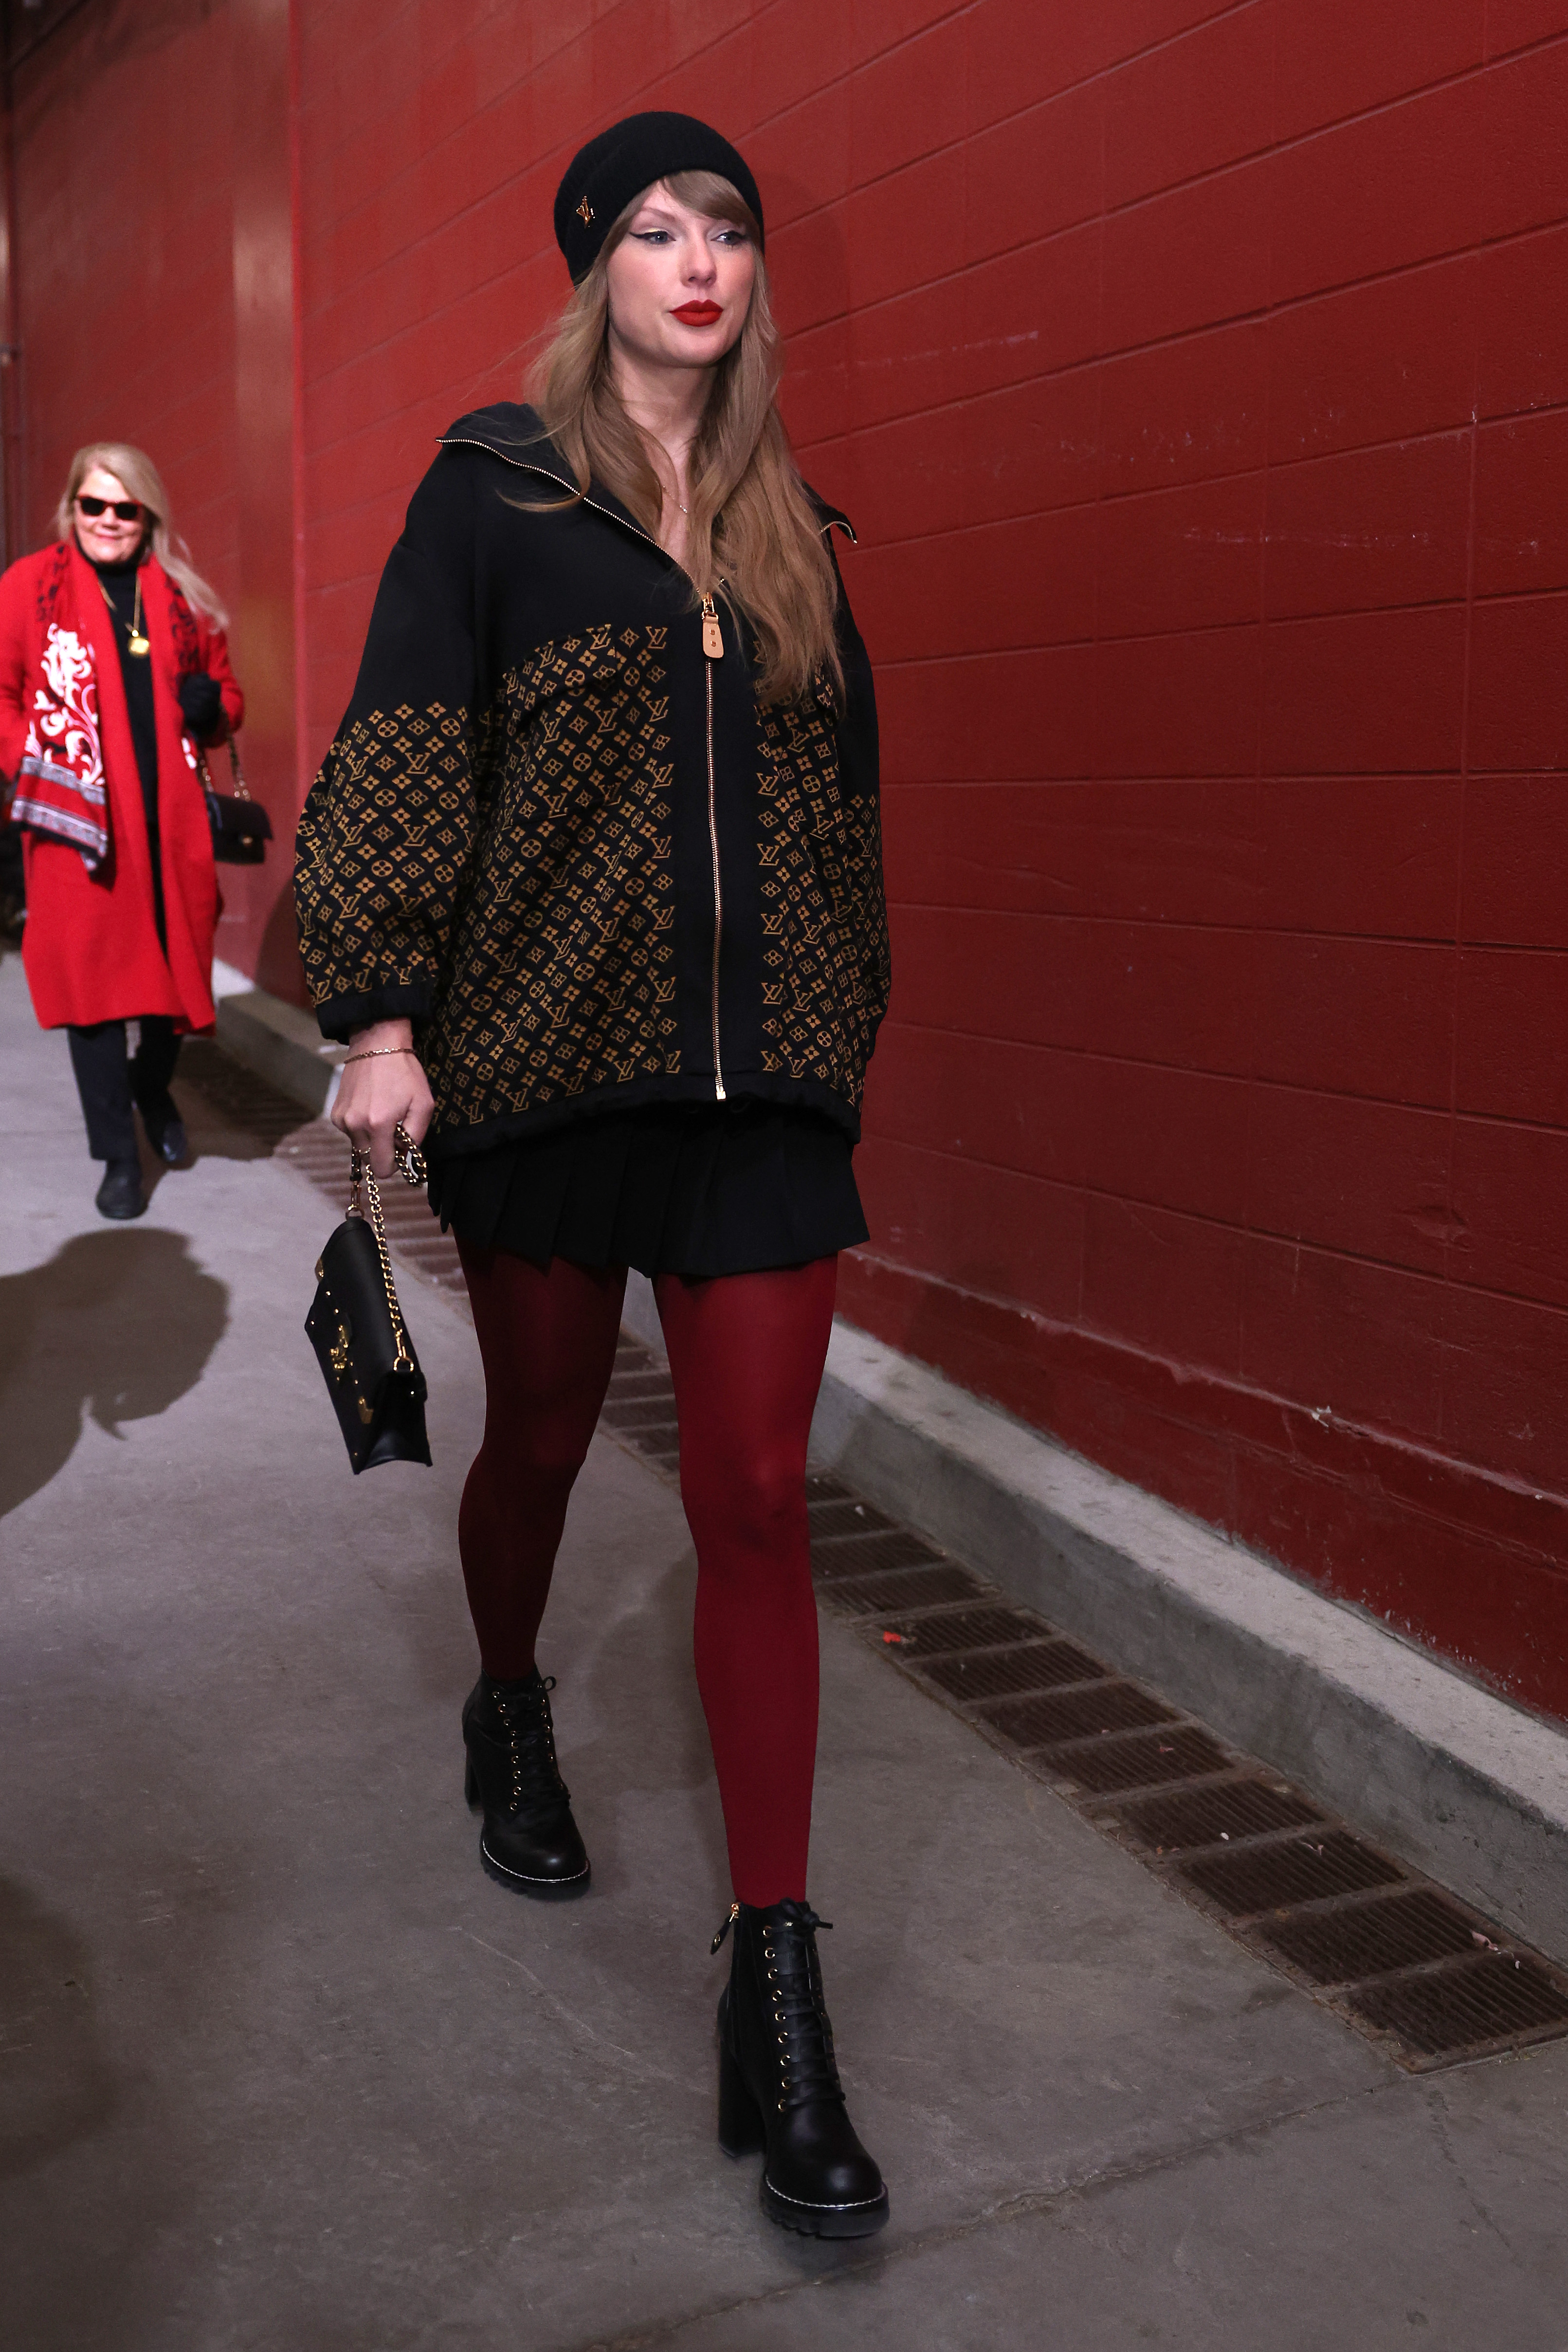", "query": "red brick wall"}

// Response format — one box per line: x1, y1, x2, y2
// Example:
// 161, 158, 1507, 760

7, 0, 297, 990
14, 1, 1568, 1716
